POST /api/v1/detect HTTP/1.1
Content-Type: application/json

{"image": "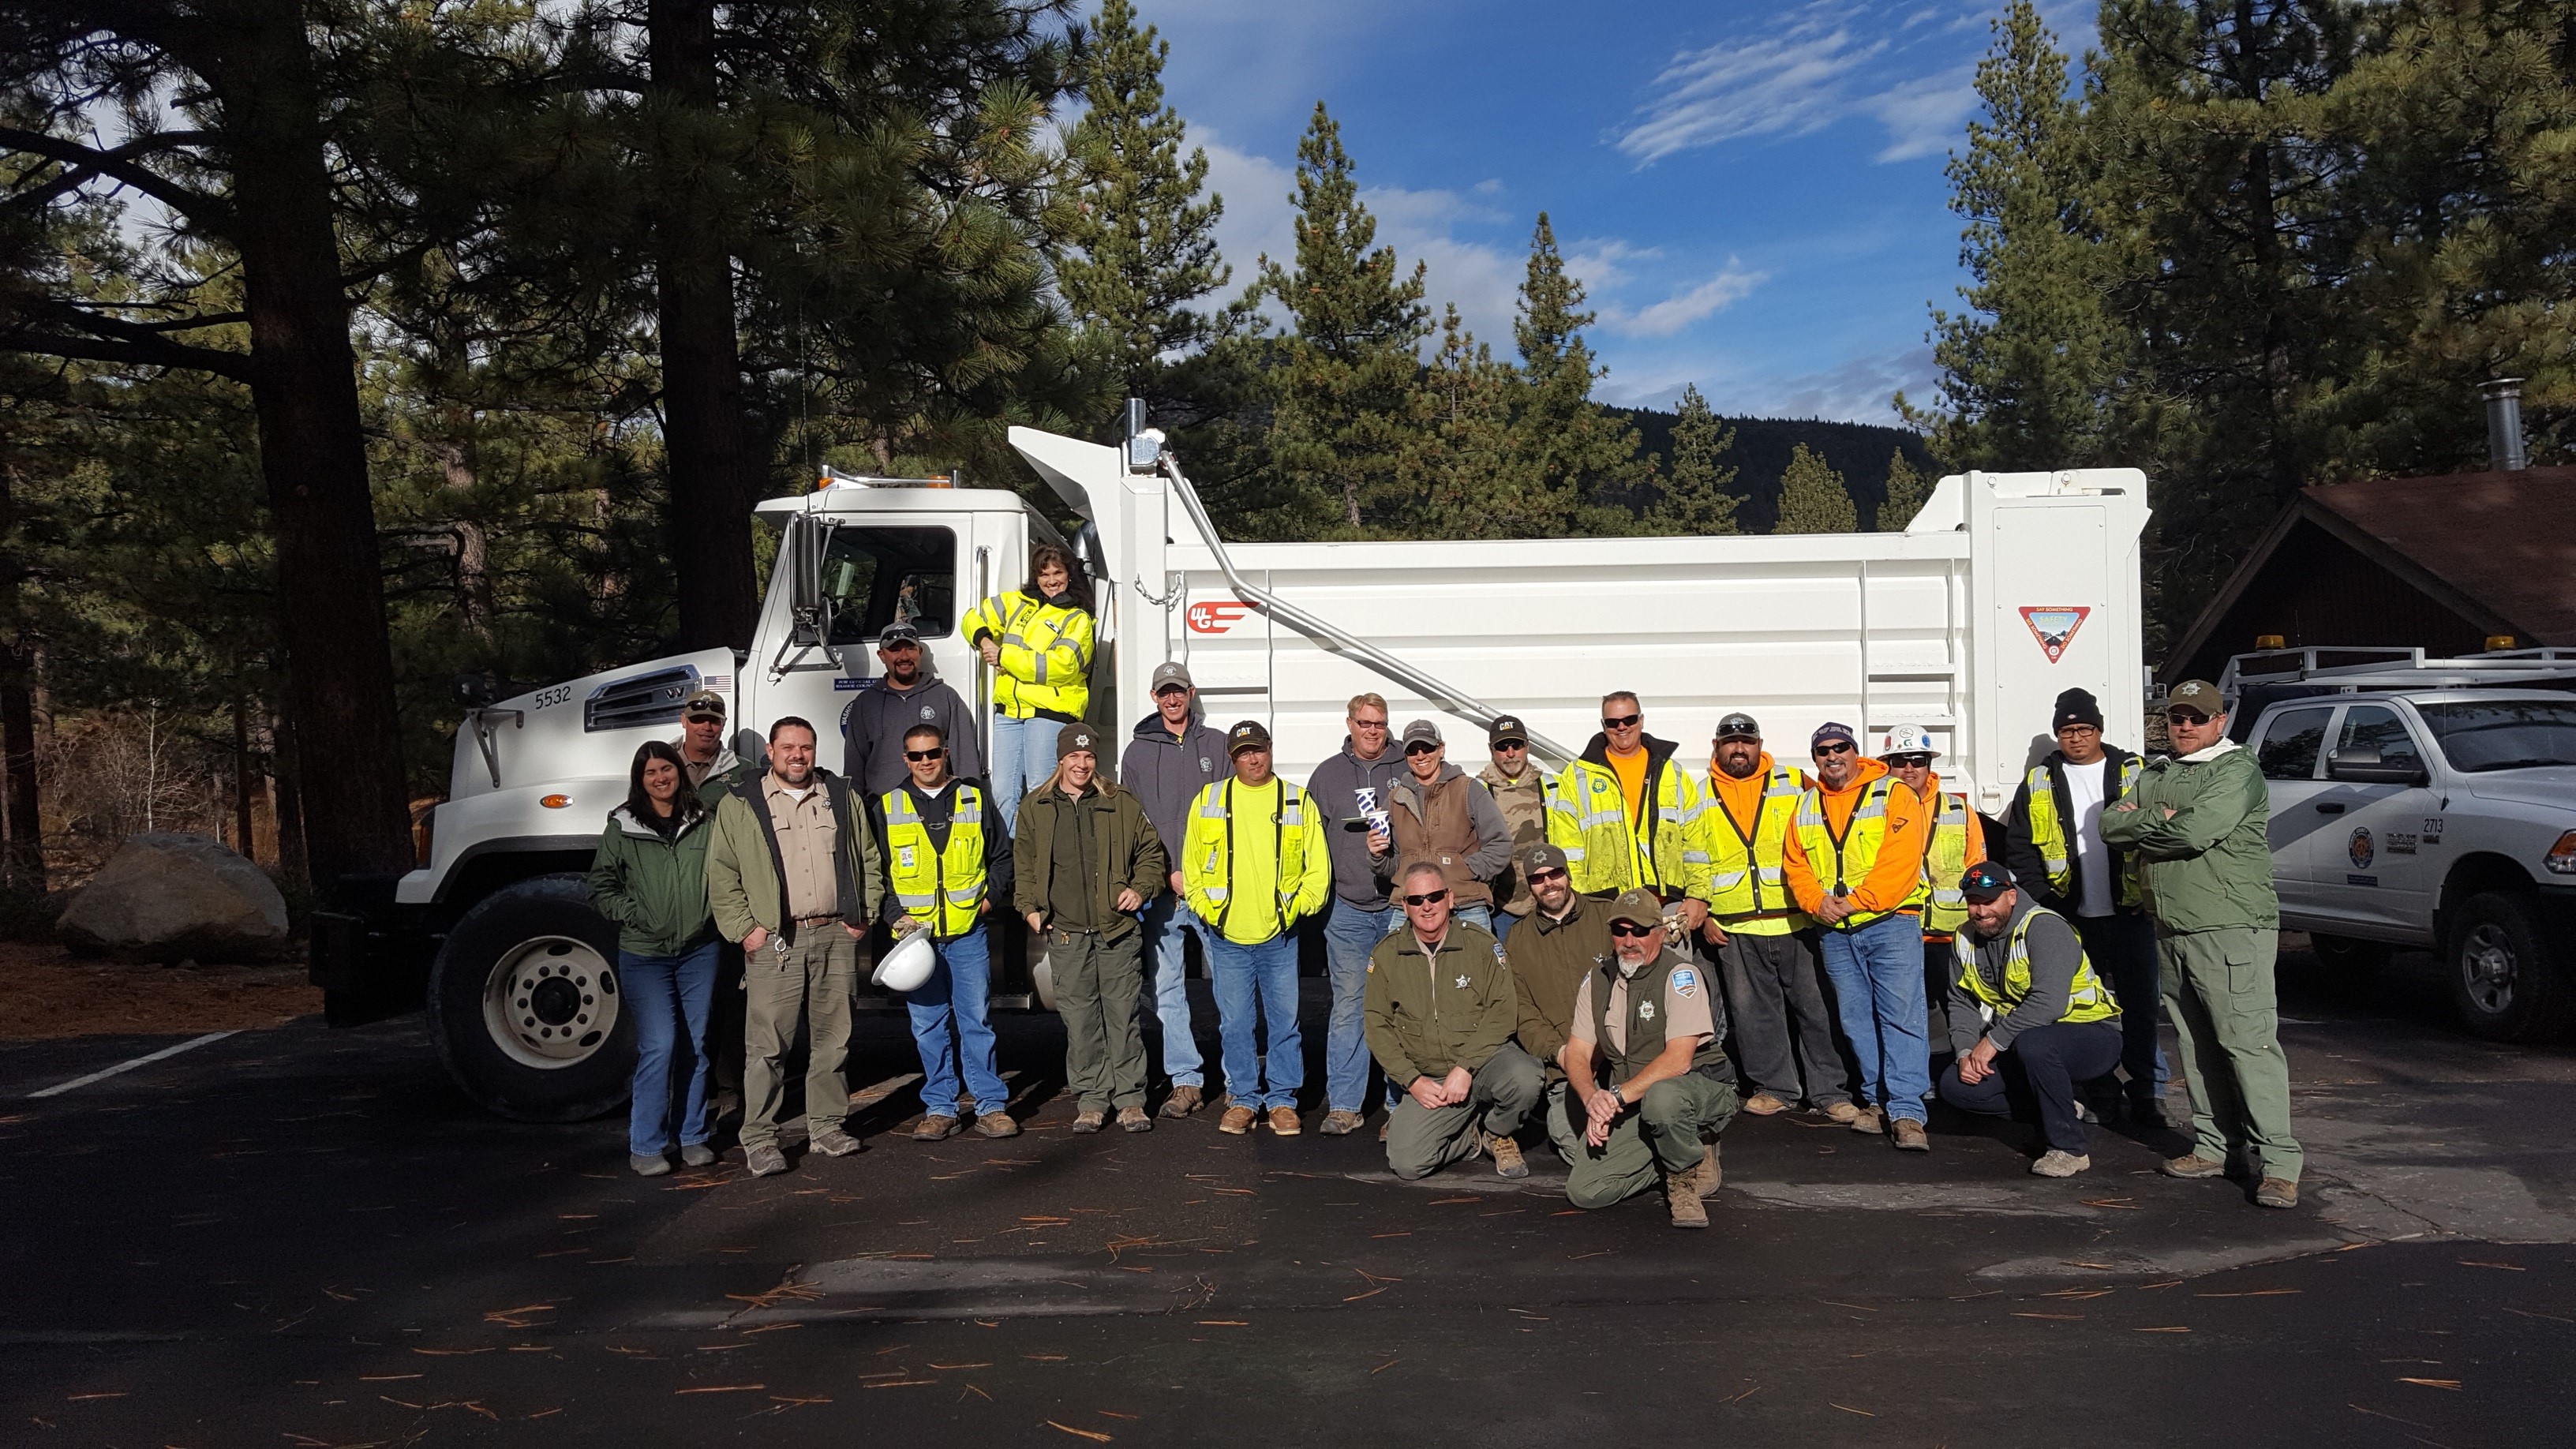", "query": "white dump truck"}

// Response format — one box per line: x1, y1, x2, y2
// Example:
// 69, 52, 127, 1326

313, 408, 2151, 1120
